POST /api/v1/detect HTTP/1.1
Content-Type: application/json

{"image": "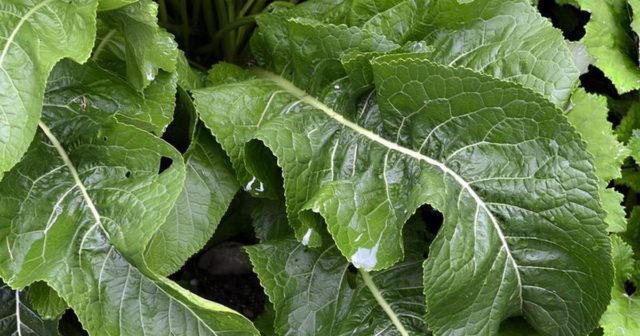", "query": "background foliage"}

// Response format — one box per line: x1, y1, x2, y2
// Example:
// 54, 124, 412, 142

1, 0, 639, 335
